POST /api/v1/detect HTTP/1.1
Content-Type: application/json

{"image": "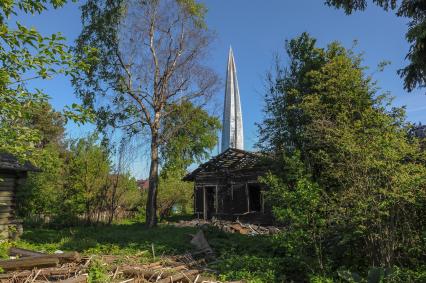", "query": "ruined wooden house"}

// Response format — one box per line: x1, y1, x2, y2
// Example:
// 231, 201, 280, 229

0, 153, 38, 238
183, 148, 272, 224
